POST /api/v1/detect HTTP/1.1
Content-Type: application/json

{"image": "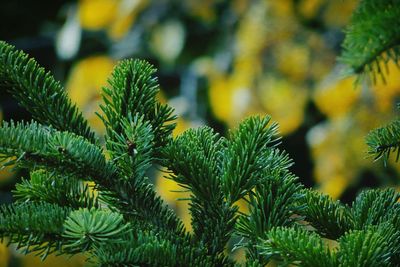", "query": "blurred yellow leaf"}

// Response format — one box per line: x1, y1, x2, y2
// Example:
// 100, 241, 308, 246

275, 43, 310, 82
323, 0, 358, 27
150, 20, 186, 64
209, 76, 256, 126
208, 76, 234, 123
307, 33, 336, 81
0, 242, 10, 267
314, 76, 360, 119
79, 0, 118, 30
185, 0, 217, 22
0, 165, 15, 185
173, 118, 191, 137
269, 0, 294, 18
79, 0, 149, 39
307, 119, 354, 198
318, 174, 350, 200
298, 0, 323, 19
259, 77, 308, 135
108, 0, 149, 40
232, 0, 251, 16
20, 253, 85, 267
235, 1, 267, 57
234, 199, 249, 214
108, 12, 135, 40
